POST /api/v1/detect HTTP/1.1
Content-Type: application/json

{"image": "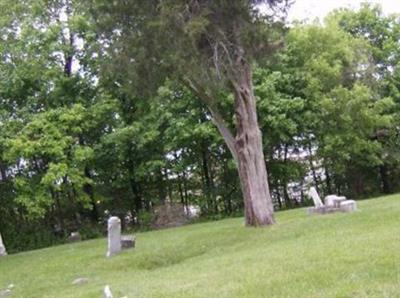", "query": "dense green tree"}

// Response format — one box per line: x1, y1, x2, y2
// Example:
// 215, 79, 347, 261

0, 0, 115, 246
91, 0, 292, 226
329, 3, 400, 194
